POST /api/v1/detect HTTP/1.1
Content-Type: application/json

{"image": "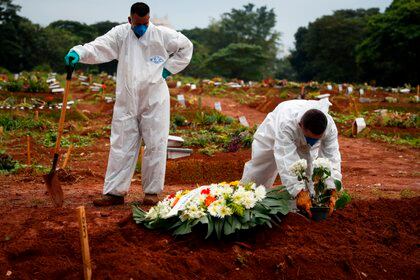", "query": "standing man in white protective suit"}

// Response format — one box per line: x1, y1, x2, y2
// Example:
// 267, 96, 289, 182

64, 2, 193, 206
241, 99, 342, 217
